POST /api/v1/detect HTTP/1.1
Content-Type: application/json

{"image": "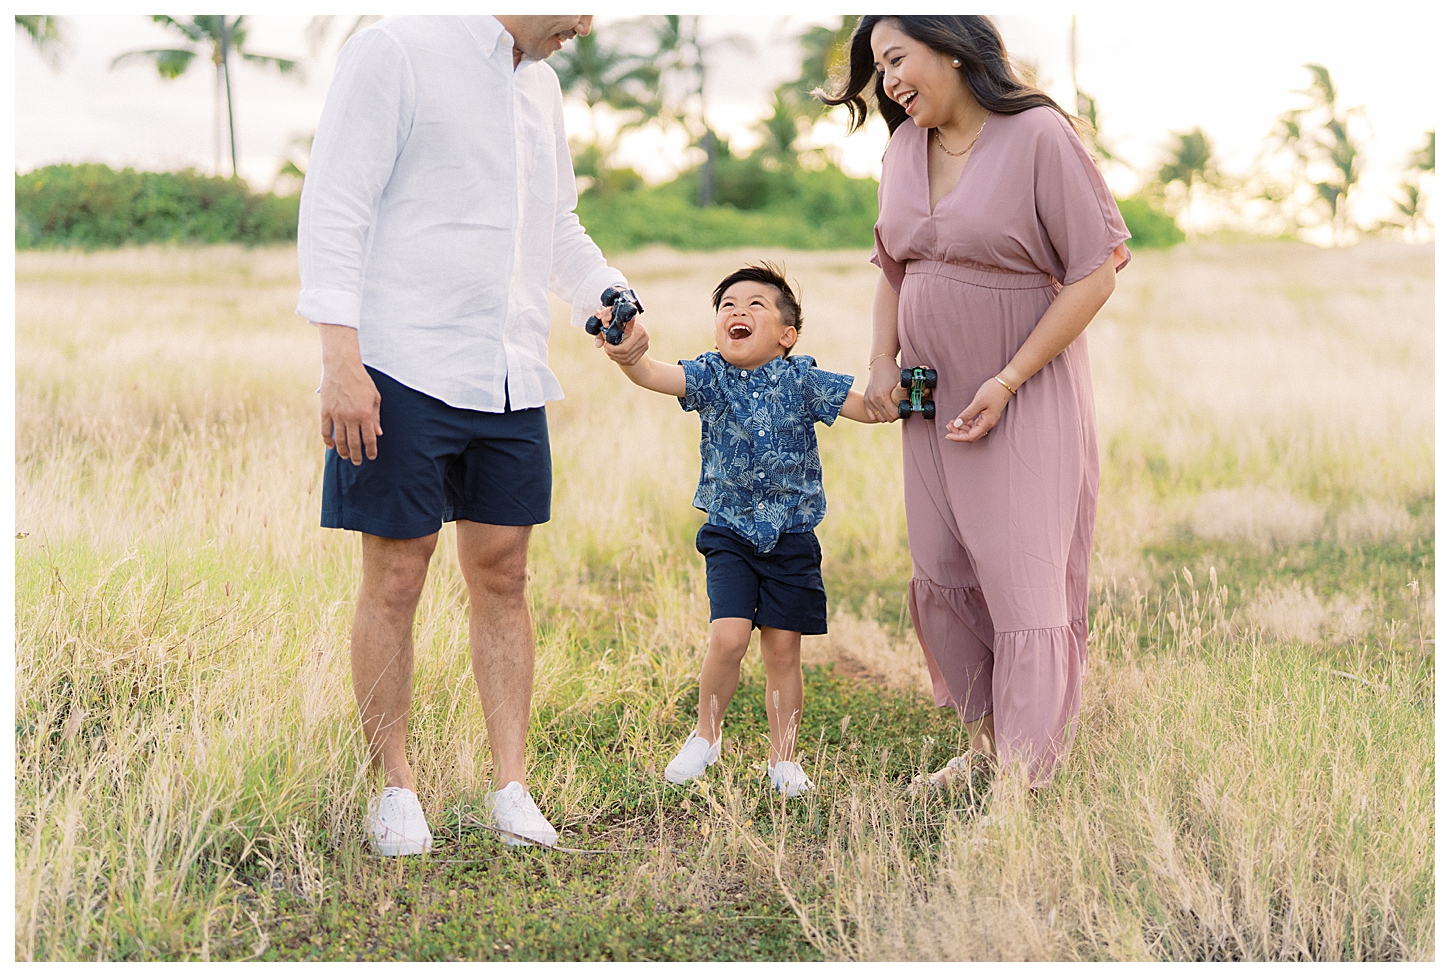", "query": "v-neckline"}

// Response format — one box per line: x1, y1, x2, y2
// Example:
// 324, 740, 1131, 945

924, 119, 987, 217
